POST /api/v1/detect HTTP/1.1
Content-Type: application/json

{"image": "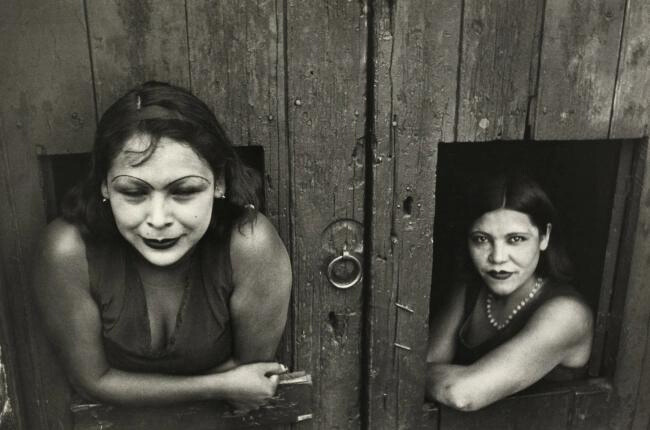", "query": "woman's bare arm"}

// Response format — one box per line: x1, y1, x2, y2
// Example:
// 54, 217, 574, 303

32, 219, 283, 406
229, 213, 292, 363
427, 296, 593, 411
426, 283, 467, 363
